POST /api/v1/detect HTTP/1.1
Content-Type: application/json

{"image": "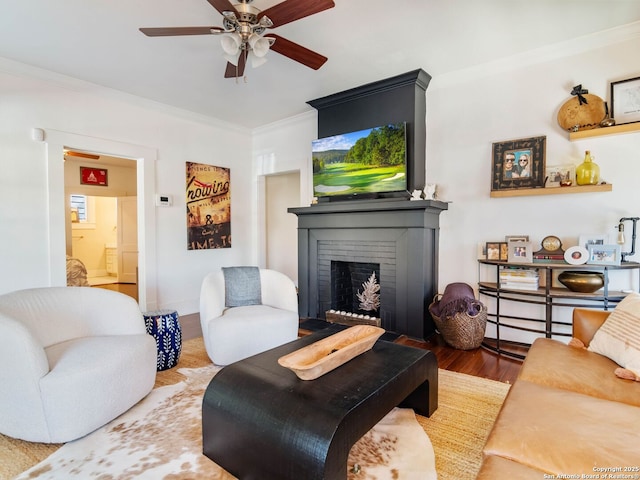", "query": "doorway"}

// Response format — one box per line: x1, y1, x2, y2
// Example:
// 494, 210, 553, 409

45, 129, 159, 311
65, 152, 138, 300
265, 171, 300, 284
